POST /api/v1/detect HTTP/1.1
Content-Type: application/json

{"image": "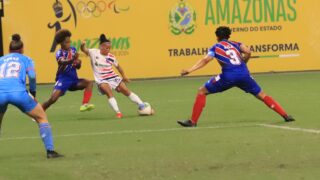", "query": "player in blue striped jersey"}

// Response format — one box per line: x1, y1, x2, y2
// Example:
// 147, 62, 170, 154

178, 26, 294, 127
42, 29, 94, 112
